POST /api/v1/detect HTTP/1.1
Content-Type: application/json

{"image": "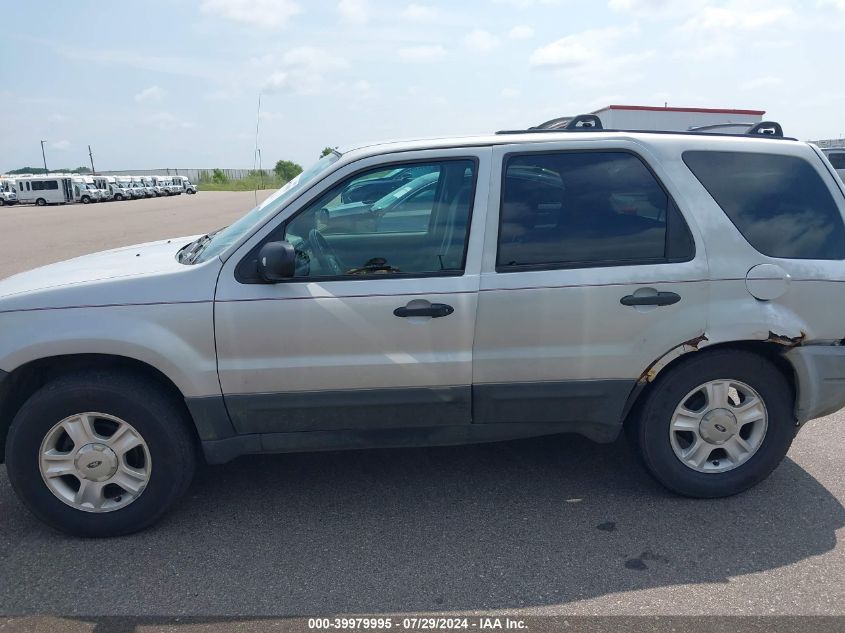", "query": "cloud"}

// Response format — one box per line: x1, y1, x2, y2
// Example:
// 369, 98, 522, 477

463, 29, 501, 53
530, 29, 614, 68
262, 46, 350, 94
338, 0, 369, 23
134, 86, 165, 103
402, 3, 438, 20
57, 45, 219, 80
681, 5, 793, 31
508, 25, 534, 39
530, 26, 654, 87
200, 0, 301, 28
259, 111, 285, 121
501, 87, 520, 98
742, 76, 784, 90
608, 0, 671, 12
398, 45, 446, 61
51, 140, 71, 150
147, 112, 194, 130
48, 113, 68, 123
493, 0, 562, 7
